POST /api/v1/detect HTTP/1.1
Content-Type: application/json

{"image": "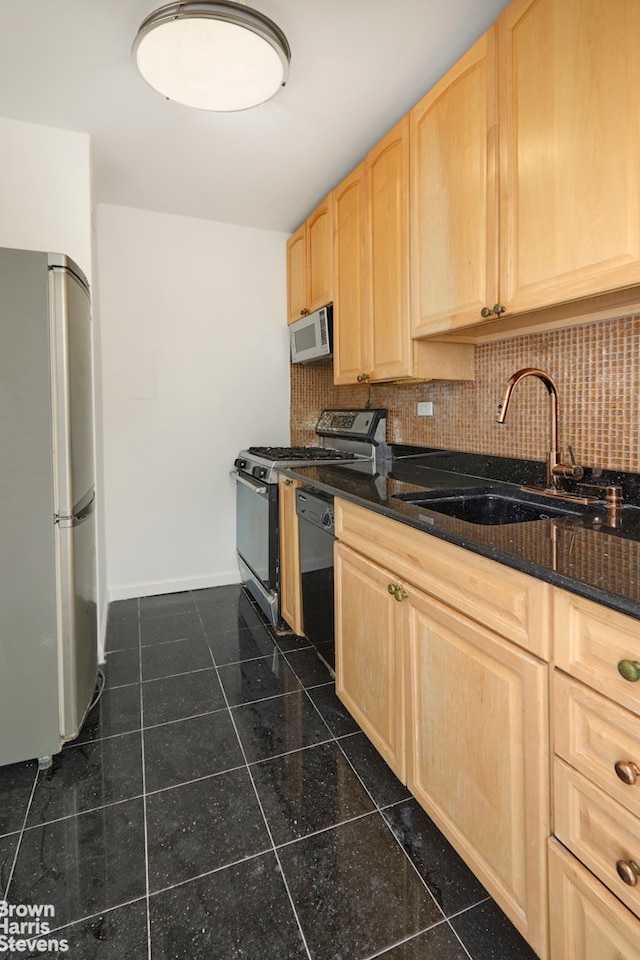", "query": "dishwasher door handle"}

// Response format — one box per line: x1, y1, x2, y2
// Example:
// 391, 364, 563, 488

230, 471, 268, 496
